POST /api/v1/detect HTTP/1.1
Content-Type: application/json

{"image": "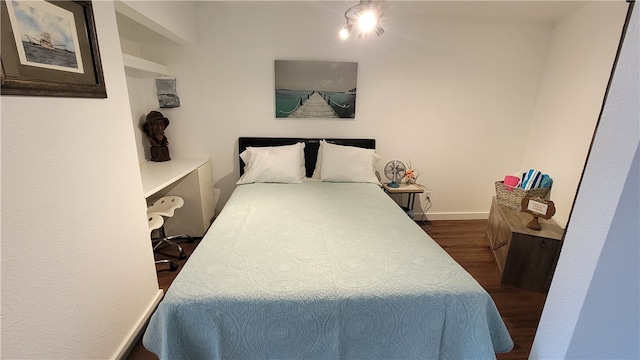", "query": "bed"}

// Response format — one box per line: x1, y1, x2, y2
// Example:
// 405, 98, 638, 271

143, 137, 513, 359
